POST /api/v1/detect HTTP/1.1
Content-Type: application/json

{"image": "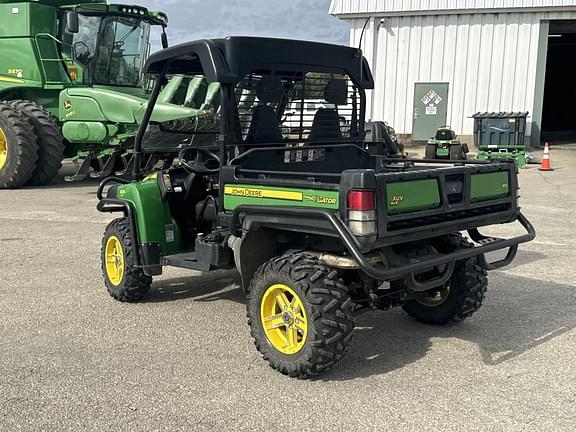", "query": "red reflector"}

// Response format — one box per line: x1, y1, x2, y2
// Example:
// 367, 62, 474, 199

347, 190, 375, 210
